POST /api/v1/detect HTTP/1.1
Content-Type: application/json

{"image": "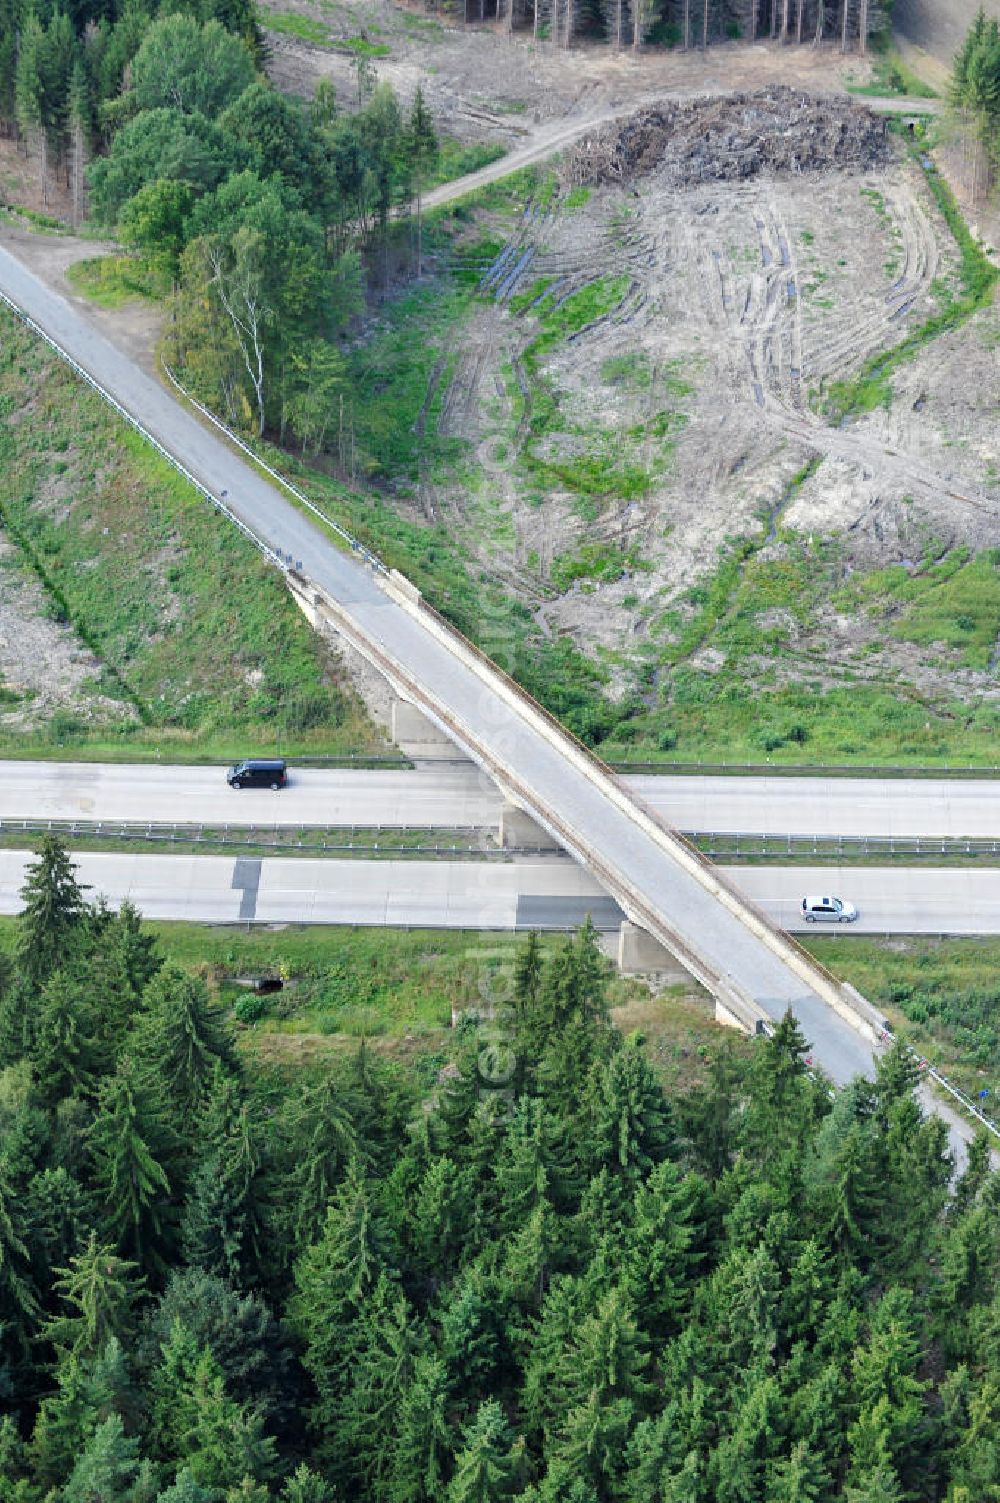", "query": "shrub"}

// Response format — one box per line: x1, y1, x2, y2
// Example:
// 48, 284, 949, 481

234, 993, 270, 1024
